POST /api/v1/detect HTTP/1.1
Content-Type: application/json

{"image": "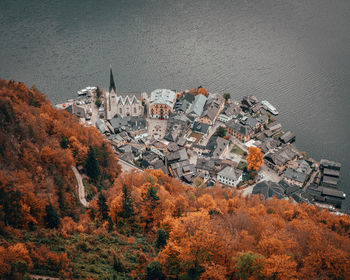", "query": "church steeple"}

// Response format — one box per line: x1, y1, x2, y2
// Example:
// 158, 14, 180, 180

109, 65, 116, 93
